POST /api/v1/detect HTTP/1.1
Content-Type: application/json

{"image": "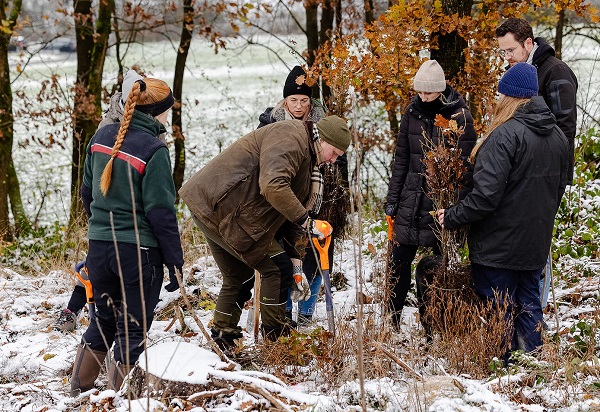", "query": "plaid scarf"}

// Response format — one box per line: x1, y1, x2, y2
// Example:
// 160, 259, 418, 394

305, 124, 324, 215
